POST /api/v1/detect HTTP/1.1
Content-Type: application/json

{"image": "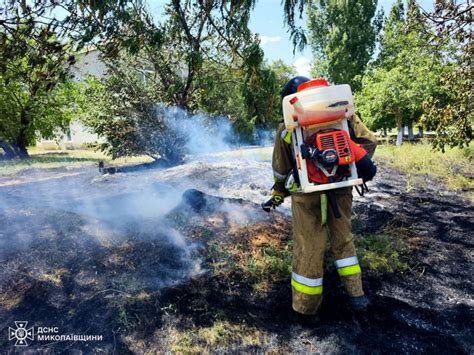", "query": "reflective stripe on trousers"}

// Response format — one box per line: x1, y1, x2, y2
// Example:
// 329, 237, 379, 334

335, 256, 361, 276
291, 272, 323, 295
273, 170, 287, 181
